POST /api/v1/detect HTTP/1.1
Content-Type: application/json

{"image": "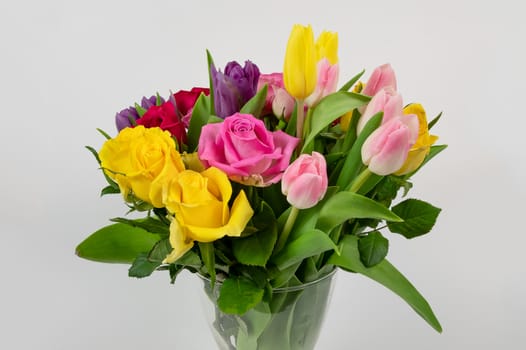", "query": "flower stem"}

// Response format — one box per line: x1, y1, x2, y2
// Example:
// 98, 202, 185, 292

275, 206, 300, 254
348, 168, 372, 193
296, 99, 305, 140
